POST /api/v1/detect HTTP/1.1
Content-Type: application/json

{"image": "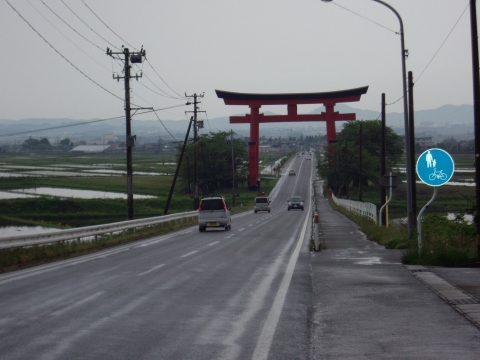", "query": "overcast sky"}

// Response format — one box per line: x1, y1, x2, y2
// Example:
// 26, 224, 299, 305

0, 0, 474, 125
